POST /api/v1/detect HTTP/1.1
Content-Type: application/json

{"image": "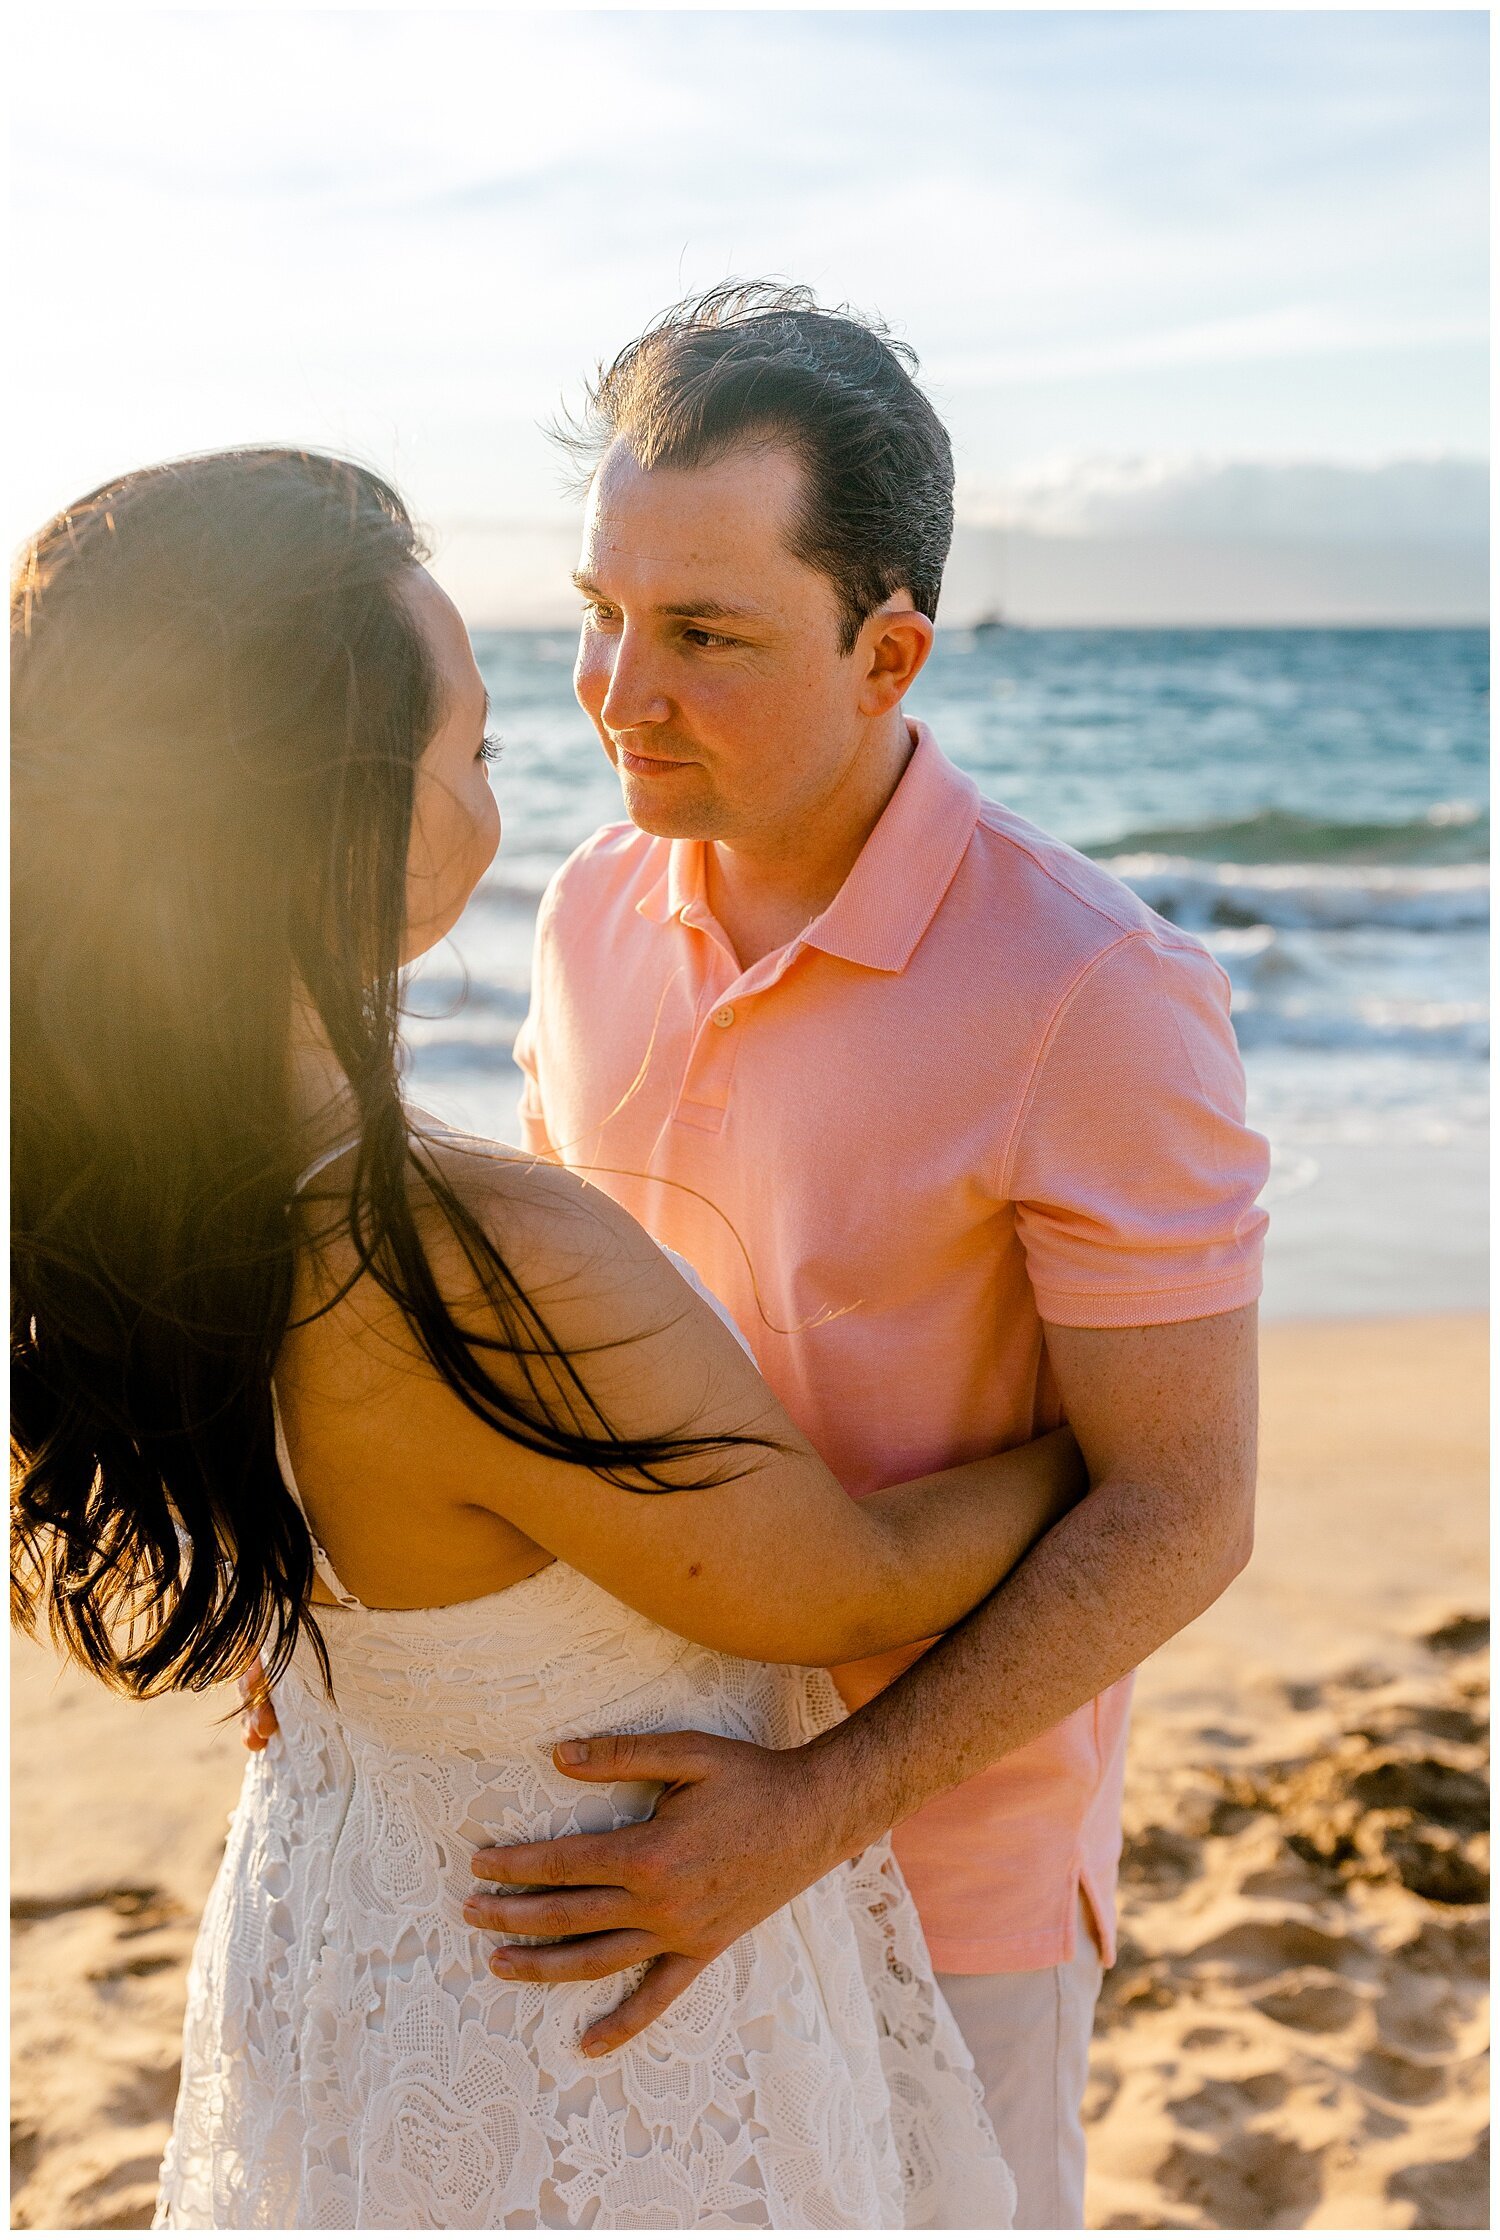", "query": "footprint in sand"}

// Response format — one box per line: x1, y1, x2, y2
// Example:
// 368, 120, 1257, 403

11, 1883, 193, 2233
1421, 1612, 1489, 1659
101, 2062, 185, 2132
1388, 2141, 1491, 2229
1166, 2073, 1289, 2128
1157, 2129, 1326, 2228
1119, 1822, 1202, 1898
1355, 2047, 1450, 2107
11, 1884, 172, 1928
1178, 2025, 1244, 2053
11, 2120, 42, 2192
86, 1950, 180, 1984
1350, 1699, 1488, 1749
1374, 1971, 1469, 2061
1251, 1967, 1365, 2035
1089, 1619, 1489, 2231
1183, 1917, 1372, 1982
